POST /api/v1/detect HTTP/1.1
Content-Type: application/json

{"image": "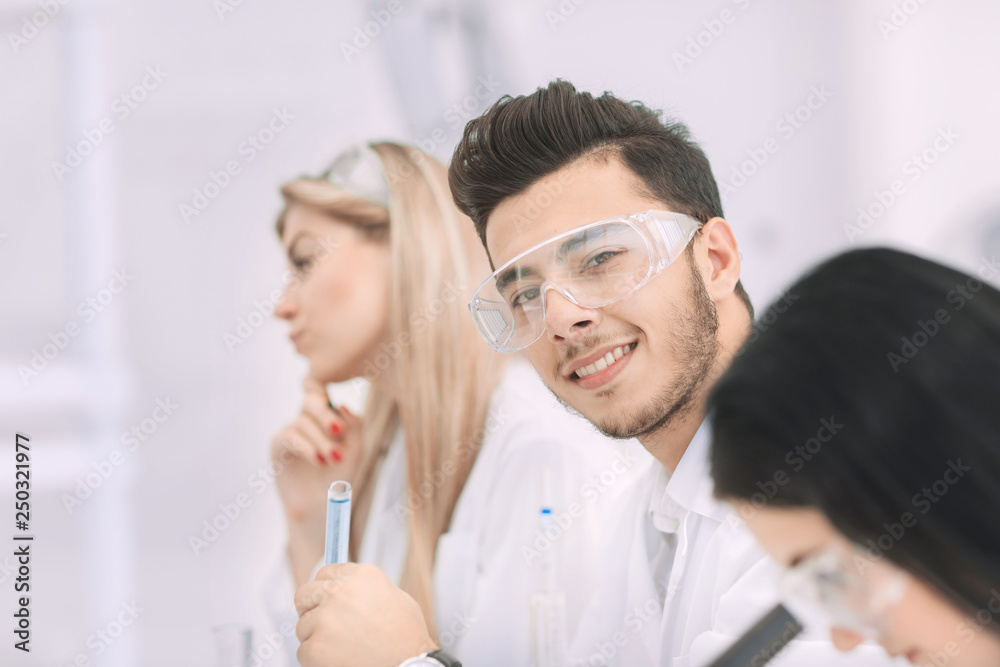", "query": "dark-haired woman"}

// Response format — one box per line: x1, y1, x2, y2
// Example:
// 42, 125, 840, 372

709, 247, 1000, 666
